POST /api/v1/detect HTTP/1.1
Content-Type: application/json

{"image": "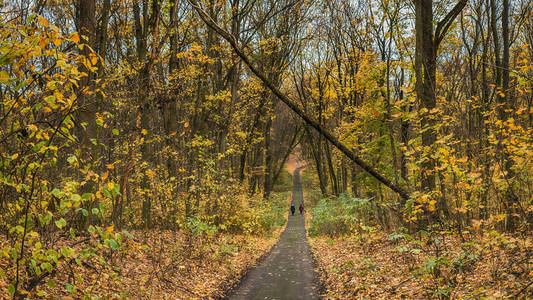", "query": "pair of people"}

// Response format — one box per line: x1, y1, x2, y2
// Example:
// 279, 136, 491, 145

290, 203, 304, 215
